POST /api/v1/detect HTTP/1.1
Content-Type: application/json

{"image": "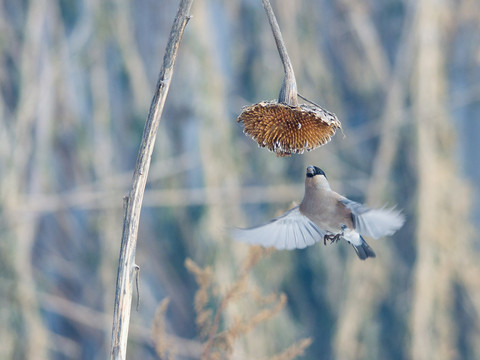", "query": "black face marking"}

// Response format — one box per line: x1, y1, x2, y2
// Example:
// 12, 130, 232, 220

313, 166, 327, 179
306, 165, 327, 179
